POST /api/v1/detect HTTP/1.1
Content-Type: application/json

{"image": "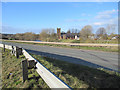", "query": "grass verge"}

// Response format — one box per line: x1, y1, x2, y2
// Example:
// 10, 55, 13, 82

3, 40, 118, 52
58, 39, 118, 44
2, 48, 49, 88
31, 54, 120, 88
